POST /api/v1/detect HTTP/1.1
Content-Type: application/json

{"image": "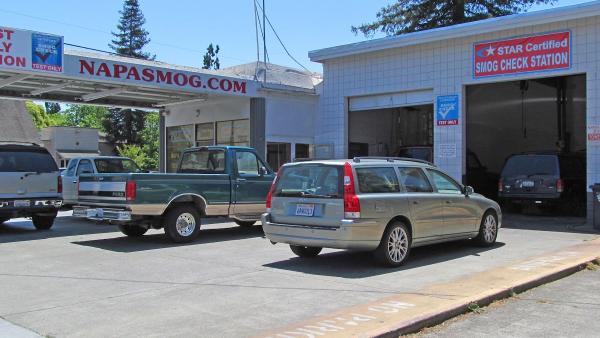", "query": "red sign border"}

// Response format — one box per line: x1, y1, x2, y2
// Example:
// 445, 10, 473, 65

472, 30, 572, 79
